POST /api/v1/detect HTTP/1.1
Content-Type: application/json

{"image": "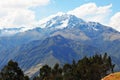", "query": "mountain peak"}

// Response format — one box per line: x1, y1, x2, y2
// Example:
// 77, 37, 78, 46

39, 13, 85, 29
